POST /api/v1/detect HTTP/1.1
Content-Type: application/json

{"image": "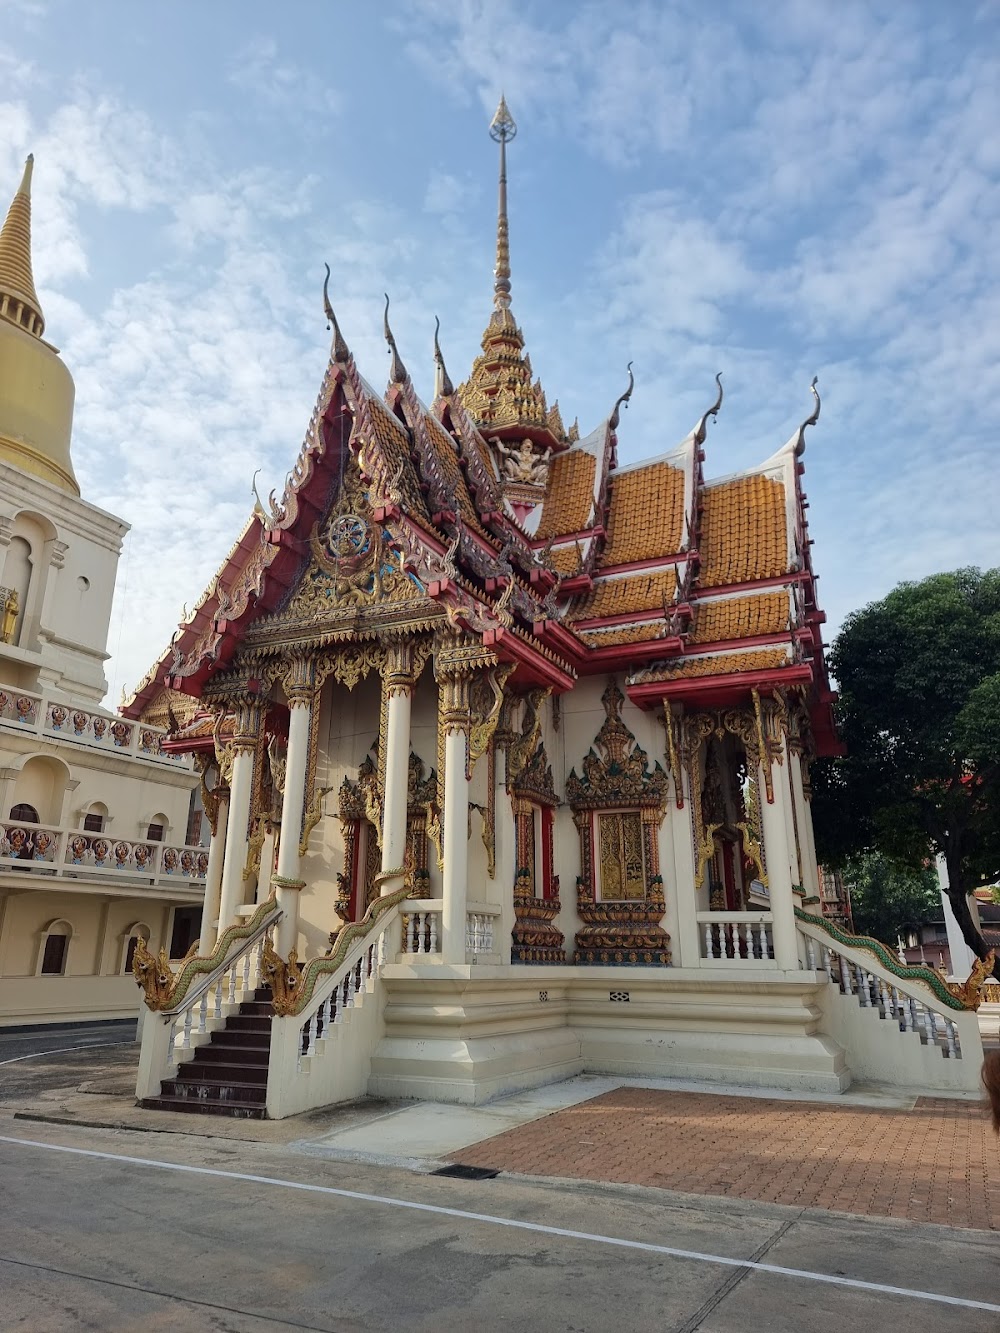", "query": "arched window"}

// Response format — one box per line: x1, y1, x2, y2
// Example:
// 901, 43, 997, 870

9, 803, 38, 823
12, 753, 70, 827
146, 814, 168, 842
121, 922, 151, 974
37, 919, 73, 976
83, 801, 108, 833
